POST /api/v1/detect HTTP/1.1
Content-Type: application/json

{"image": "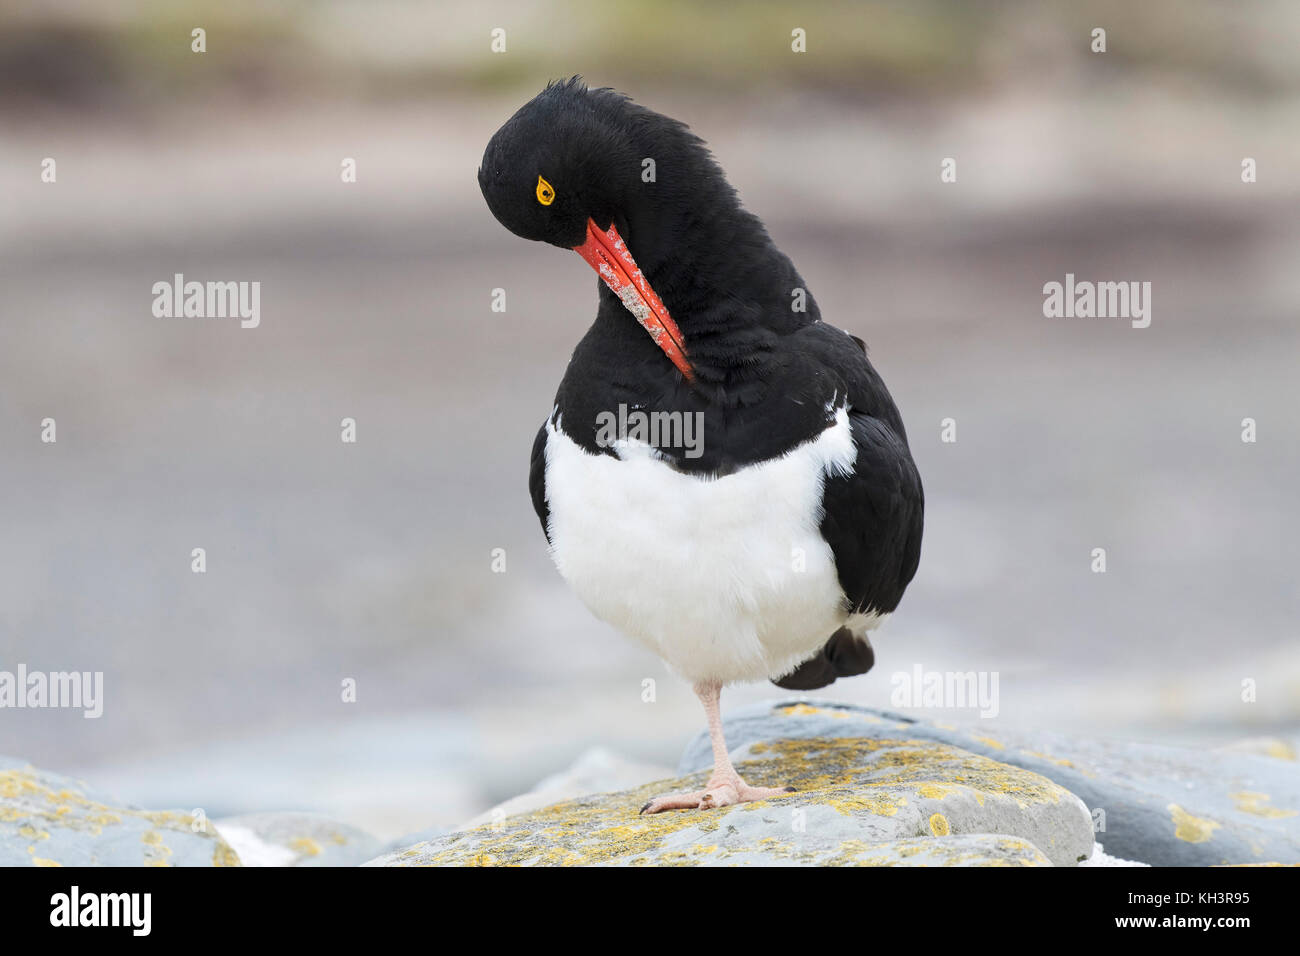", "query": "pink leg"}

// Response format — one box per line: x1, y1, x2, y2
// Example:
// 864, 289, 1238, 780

640, 681, 795, 814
